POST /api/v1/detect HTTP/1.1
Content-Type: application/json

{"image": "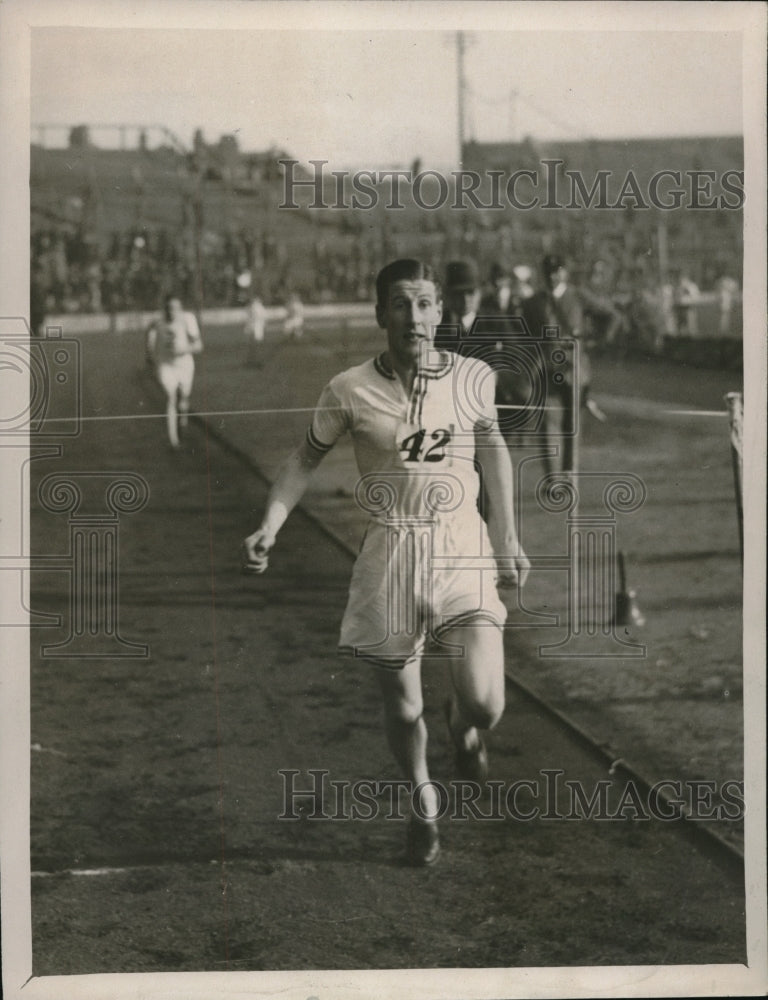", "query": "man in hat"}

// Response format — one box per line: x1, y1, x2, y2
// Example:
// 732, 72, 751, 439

434, 259, 541, 453
436, 258, 526, 353
435, 260, 523, 348
480, 261, 533, 321
523, 254, 592, 478
434, 259, 483, 347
